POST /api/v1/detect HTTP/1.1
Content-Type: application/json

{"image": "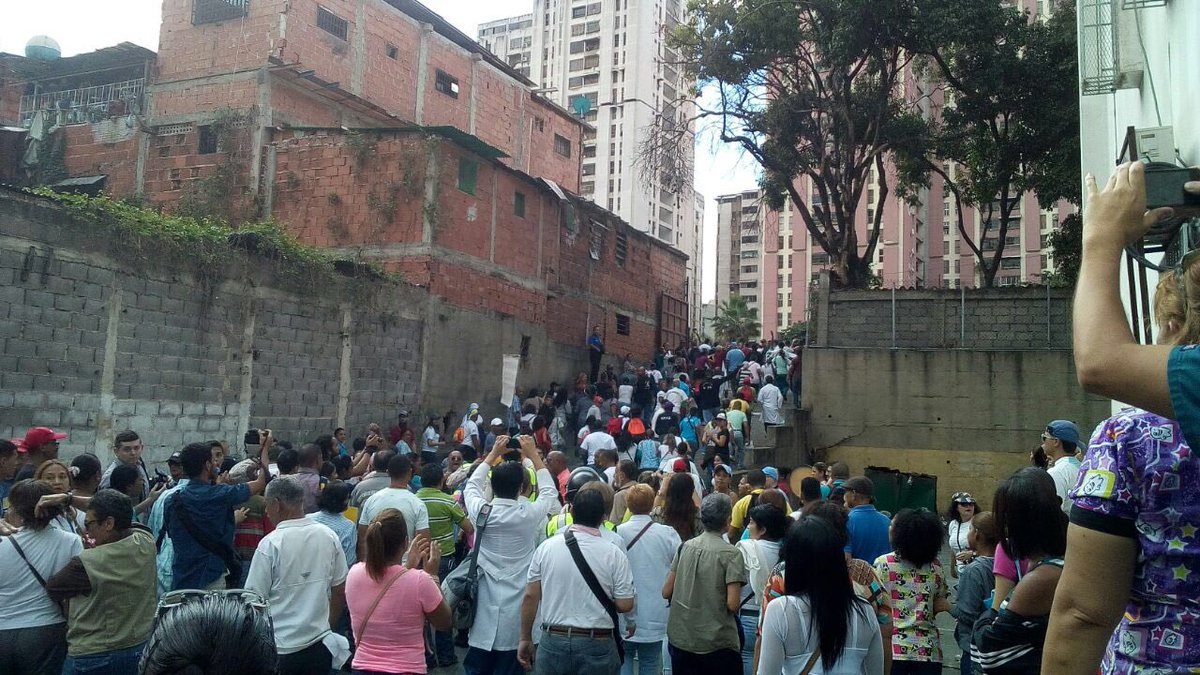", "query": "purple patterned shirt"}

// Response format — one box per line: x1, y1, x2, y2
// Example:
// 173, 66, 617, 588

1070, 408, 1200, 672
